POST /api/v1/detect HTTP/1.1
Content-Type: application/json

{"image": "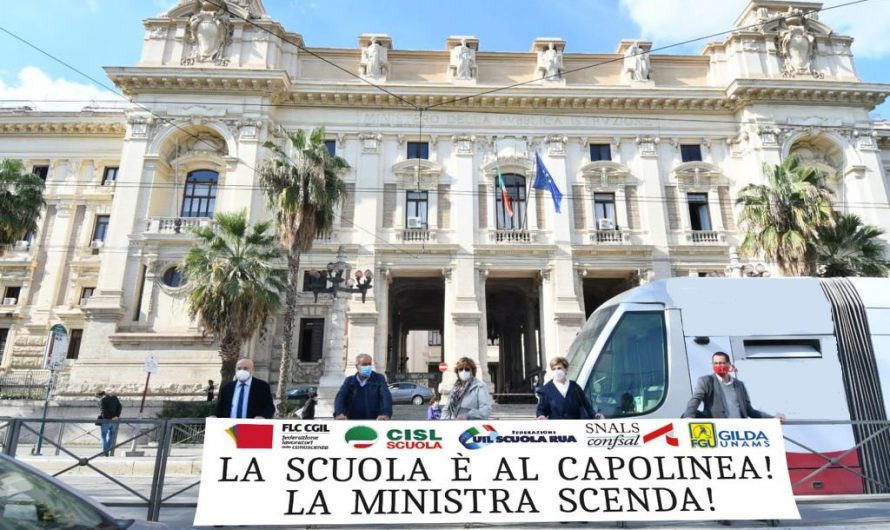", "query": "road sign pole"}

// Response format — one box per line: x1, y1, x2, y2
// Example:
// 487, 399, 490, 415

33, 364, 55, 456
139, 372, 151, 415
